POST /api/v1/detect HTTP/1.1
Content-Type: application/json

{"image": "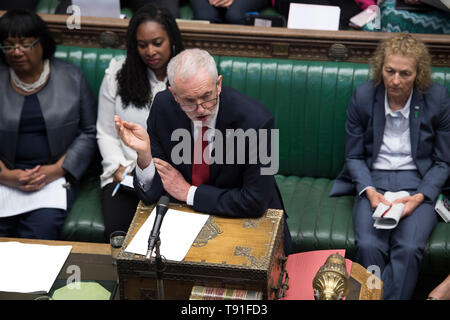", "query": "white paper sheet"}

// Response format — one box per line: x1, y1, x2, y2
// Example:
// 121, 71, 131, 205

0, 242, 72, 294
287, 3, 340, 31
125, 208, 209, 261
121, 175, 134, 189
372, 191, 409, 229
0, 177, 67, 218
73, 0, 121, 18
